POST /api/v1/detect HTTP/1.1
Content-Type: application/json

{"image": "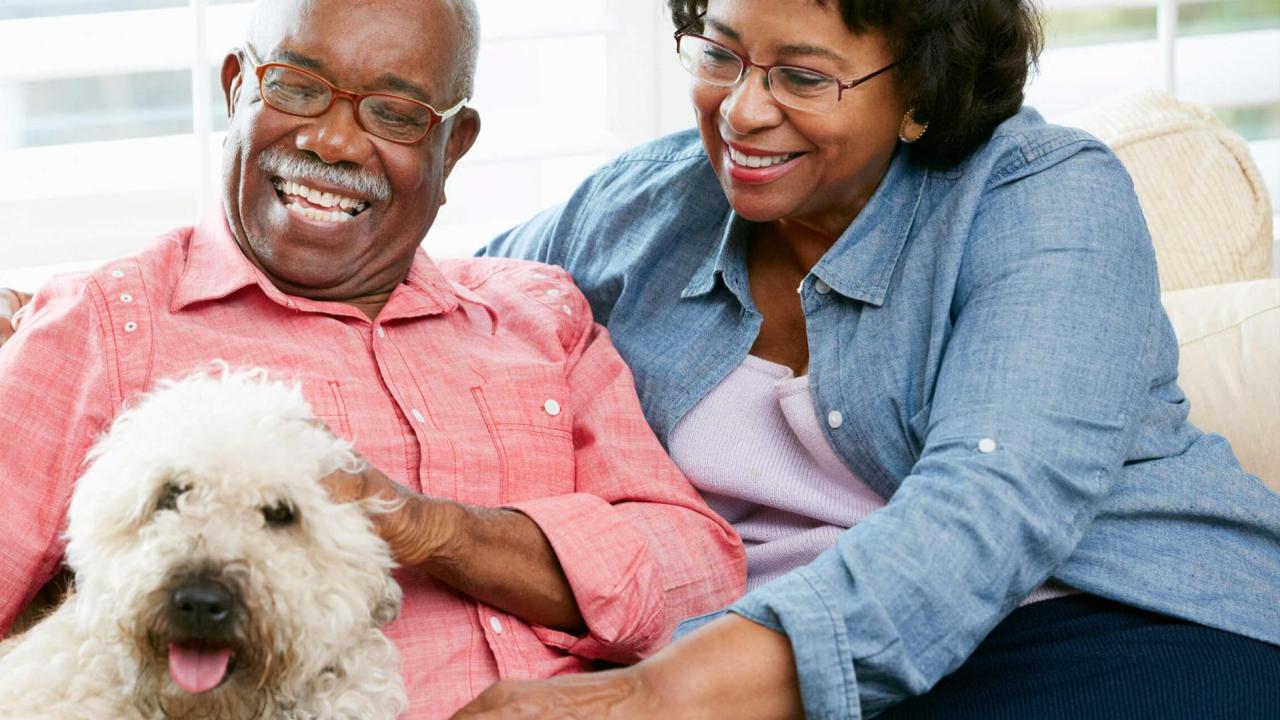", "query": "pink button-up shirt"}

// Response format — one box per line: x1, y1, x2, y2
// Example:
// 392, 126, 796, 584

0, 210, 745, 718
